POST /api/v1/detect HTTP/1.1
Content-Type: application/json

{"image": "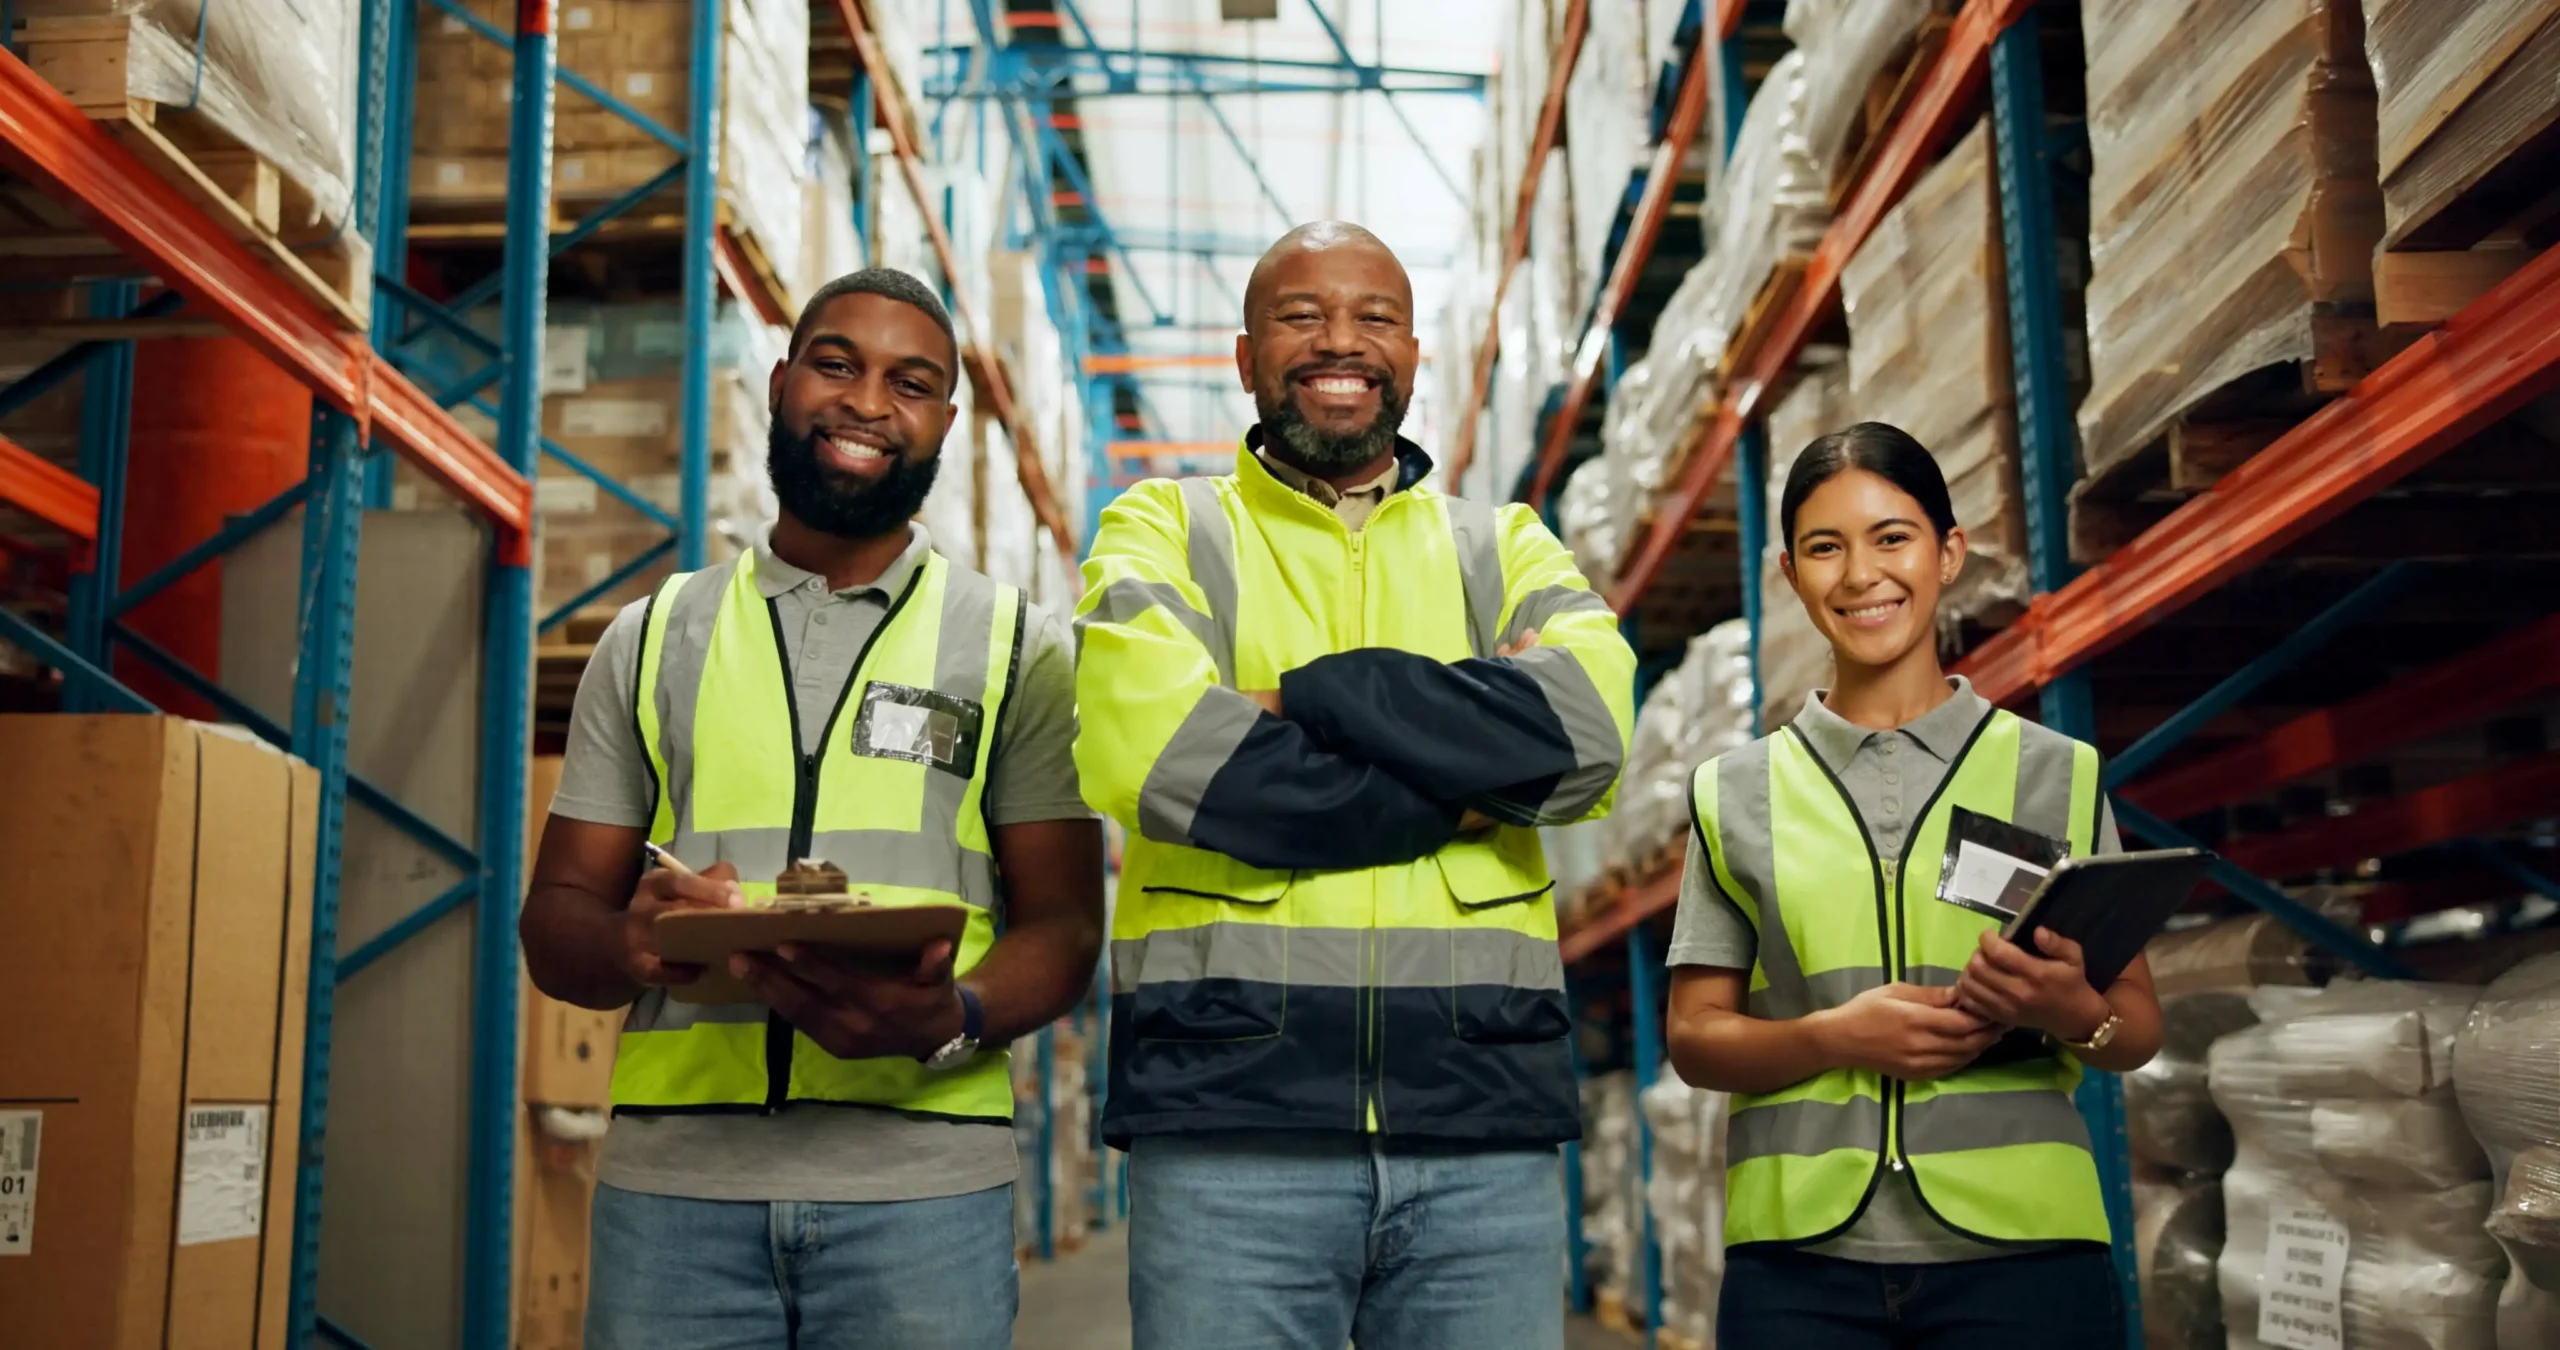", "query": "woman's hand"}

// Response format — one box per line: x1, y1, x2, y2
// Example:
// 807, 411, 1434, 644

1810, 982, 2005, 1082
1953, 928, 2112, 1042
